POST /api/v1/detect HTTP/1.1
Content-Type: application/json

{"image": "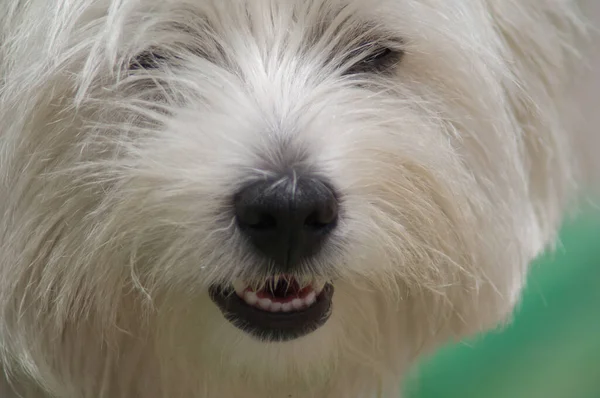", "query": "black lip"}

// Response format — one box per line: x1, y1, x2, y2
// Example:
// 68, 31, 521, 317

209, 284, 334, 342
